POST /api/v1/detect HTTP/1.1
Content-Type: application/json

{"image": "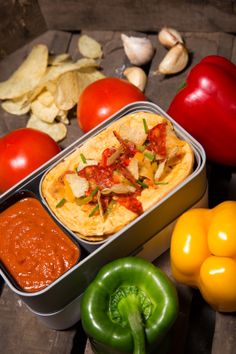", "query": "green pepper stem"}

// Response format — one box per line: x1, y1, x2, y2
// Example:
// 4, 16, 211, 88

119, 297, 146, 354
